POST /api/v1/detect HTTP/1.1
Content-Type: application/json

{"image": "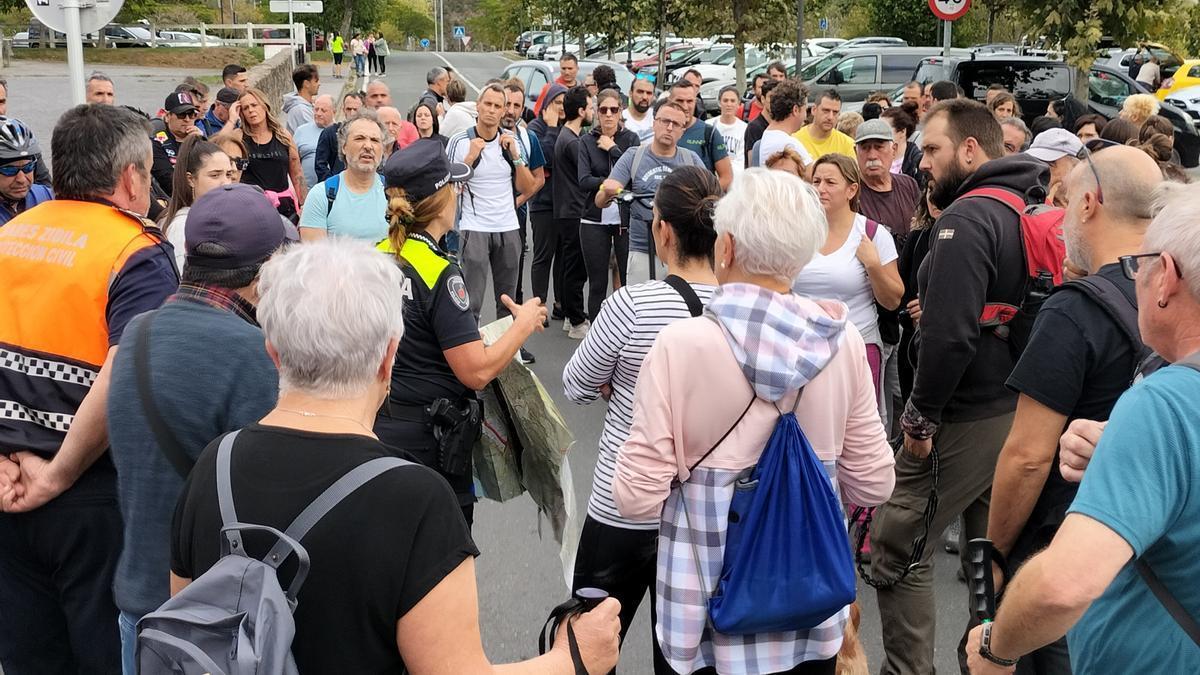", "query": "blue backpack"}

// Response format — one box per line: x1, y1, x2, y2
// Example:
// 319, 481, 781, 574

683, 389, 856, 634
